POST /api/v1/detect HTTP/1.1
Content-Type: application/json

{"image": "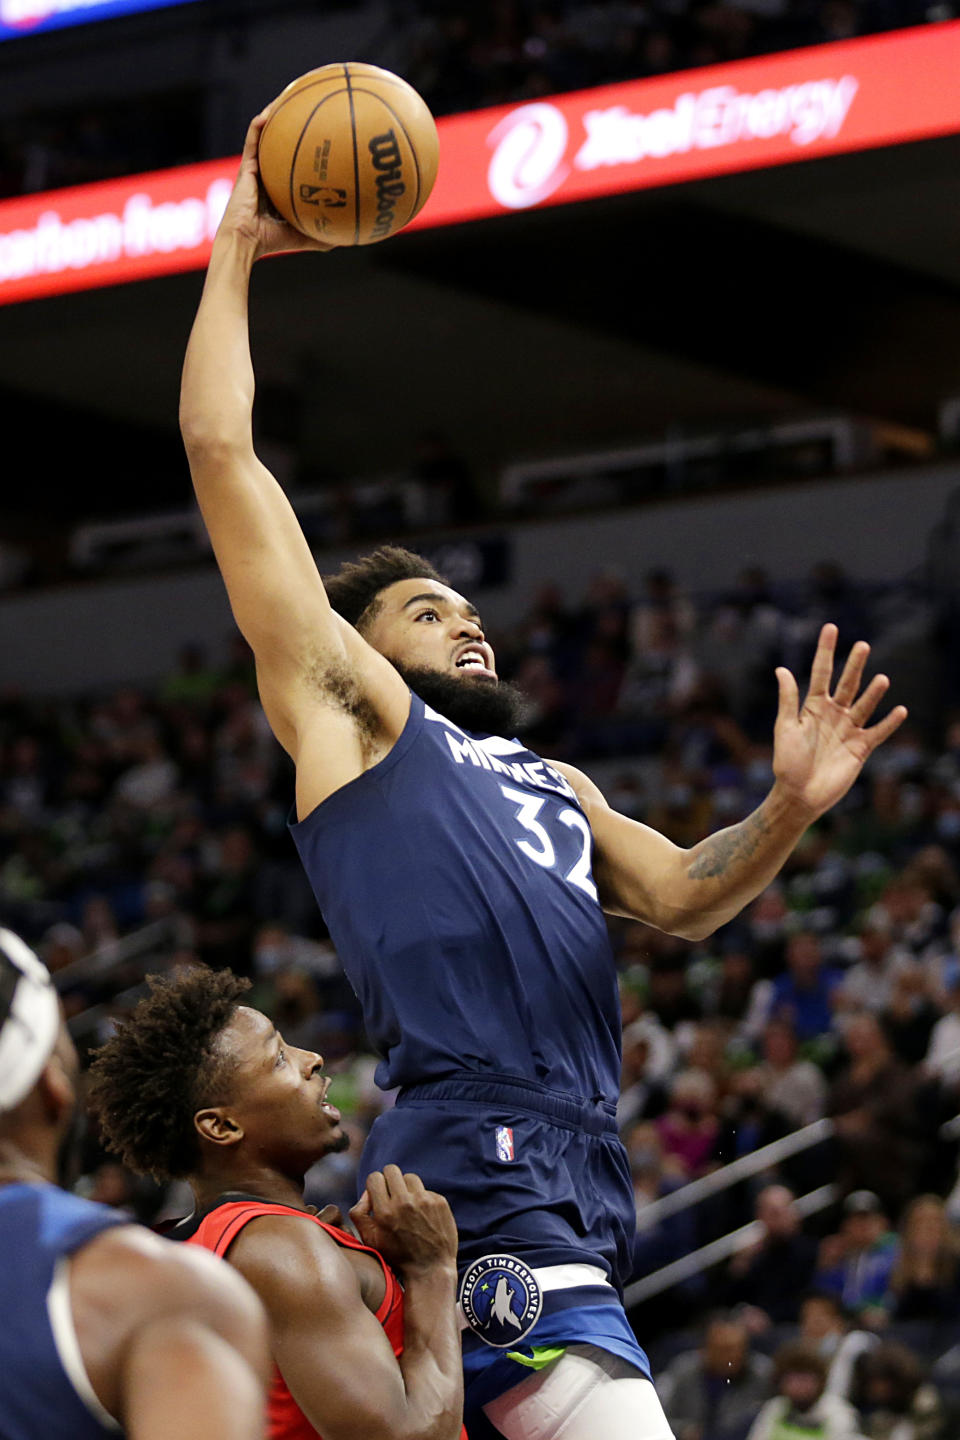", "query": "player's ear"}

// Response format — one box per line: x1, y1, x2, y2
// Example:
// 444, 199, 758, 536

195, 1108, 243, 1148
